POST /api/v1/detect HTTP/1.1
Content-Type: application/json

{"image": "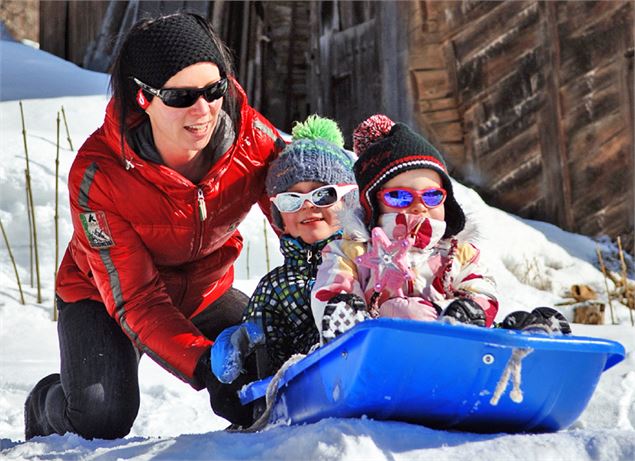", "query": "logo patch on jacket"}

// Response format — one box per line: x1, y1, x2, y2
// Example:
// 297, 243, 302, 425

79, 211, 115, 249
